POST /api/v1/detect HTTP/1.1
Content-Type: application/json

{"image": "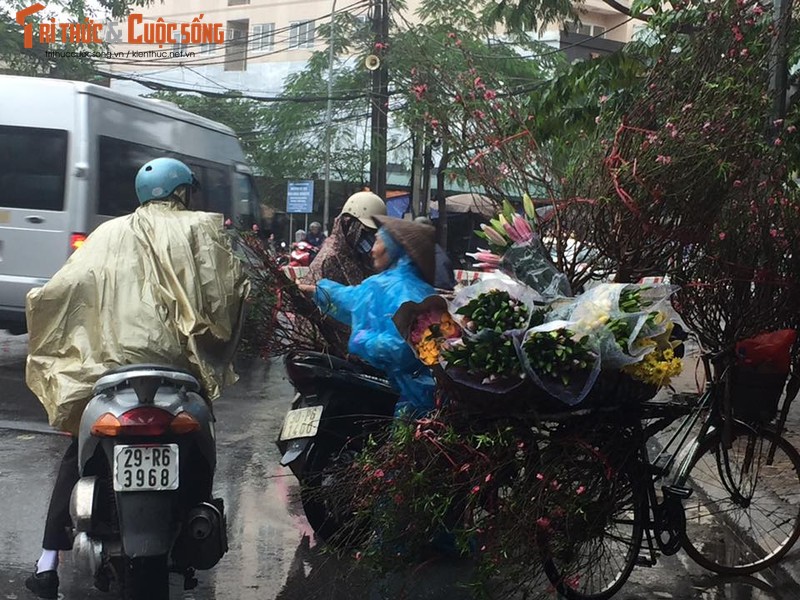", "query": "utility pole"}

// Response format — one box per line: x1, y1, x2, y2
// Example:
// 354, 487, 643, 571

770, 0, 790, 120
410, 131, 423, 217
368, 0, 389, 200
322, 0, 336, 234
422, 142, 432, 217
